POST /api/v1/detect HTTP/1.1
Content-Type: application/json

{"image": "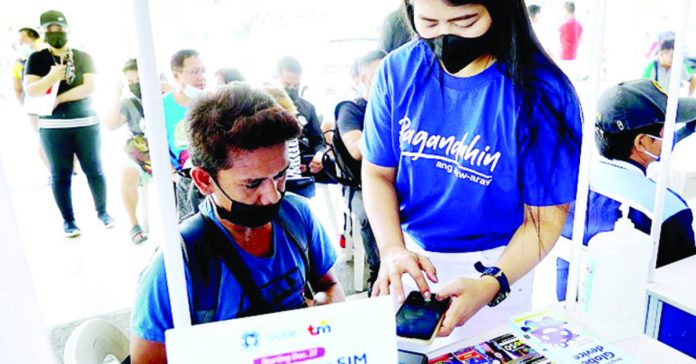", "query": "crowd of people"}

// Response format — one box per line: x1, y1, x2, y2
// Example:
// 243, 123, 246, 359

8, 2, 696, 363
